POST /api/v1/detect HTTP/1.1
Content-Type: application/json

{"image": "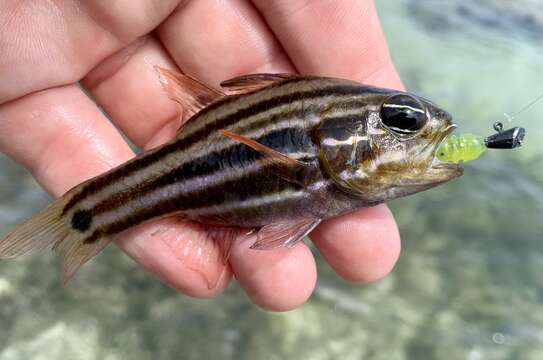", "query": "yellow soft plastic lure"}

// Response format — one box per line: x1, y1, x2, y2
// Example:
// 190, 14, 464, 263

436, 133, 486, 163
437, 123, 525, 164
